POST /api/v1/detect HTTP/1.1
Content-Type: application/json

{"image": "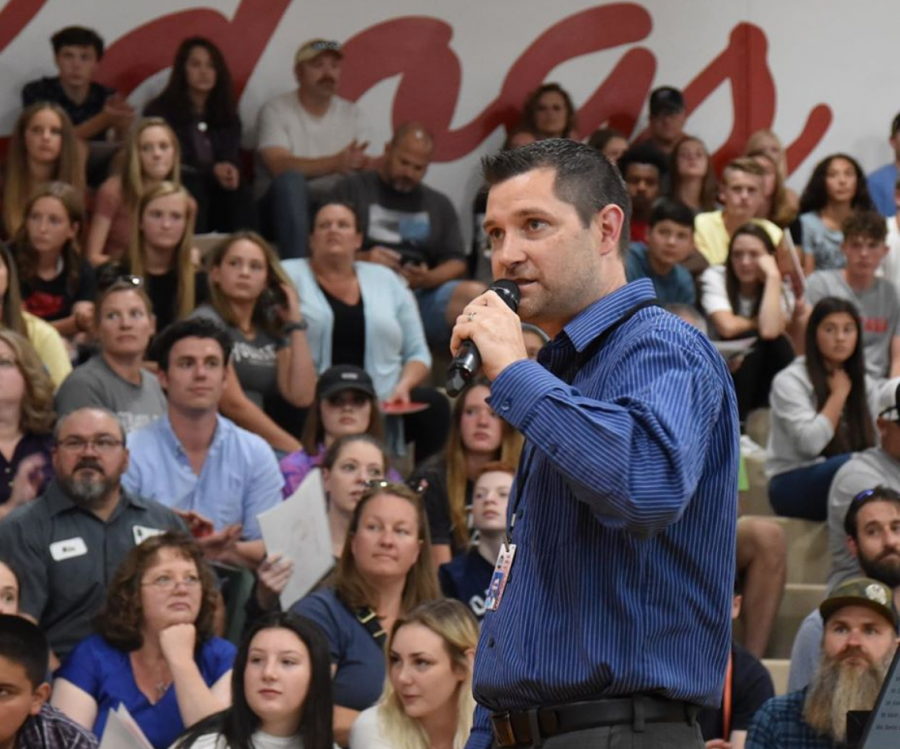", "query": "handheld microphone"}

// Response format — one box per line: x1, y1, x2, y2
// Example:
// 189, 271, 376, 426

446, 279, 521, 397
